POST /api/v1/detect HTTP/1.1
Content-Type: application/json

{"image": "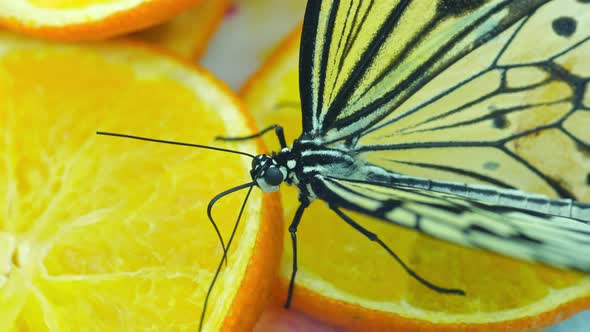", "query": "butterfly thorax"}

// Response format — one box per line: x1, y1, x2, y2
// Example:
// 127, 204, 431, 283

252, 139, 368, 195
